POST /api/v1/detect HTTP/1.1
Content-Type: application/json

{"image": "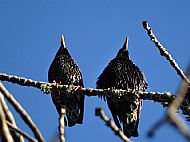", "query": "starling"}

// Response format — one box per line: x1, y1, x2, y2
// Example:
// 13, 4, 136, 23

48, 35, 84, 127
96, 37, 148, 138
